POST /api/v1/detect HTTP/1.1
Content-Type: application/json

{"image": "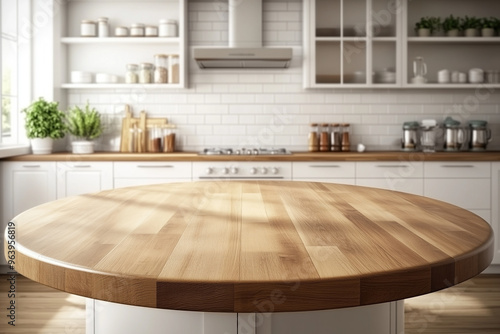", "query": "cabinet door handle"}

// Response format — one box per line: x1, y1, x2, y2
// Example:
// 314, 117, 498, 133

73, 165, 92, 168
137, 165, 174, 168
308, 165, 341, 168
22, 165, 41, 168
440, 165, 475, 168
376, 165, 410, 168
